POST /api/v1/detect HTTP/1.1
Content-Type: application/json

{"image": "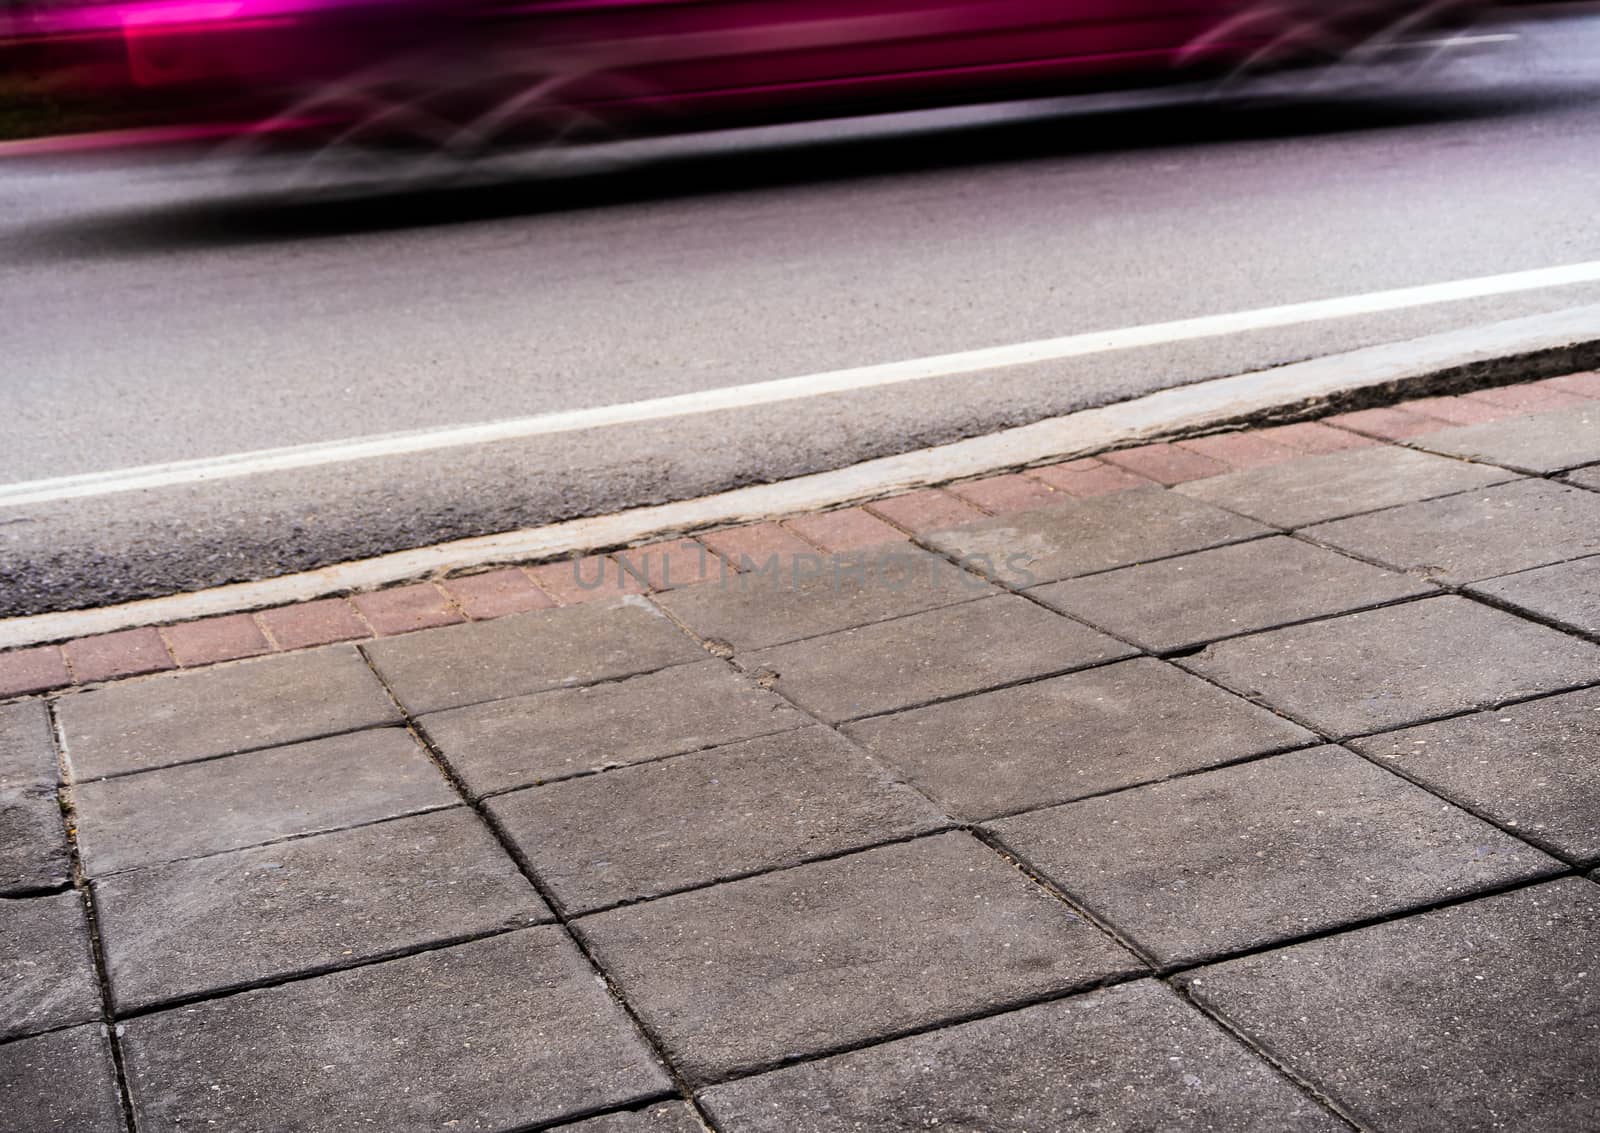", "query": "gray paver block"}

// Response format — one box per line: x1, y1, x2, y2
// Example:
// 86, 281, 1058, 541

0, 890, 101, 1041
741, 594, 1133, 723
72, 728, 457, 876
1569, 465, 1600, 491
654, 546, 996, 652
698, 980, 1342, 1132
56, 645, 400, 780
1347, 686, 1600, 863
0, 1023, 126, 1133
95, 807, 549, 1011
551, 1102, 703, 1132
120, 926, 673, 1133
922, 487, 1268, 585
1411, 405, 1600, 473
420, 660, 808, 798
0, 784, 70, 895
991, 746, 1559, 966
1175, 445, 1516, 528
0, 701, 56, 783
1179, 878, 1600, 1133
1030, 535, 1434, 652
1468, 555, 1600, 639
845, 658, 1311, 821
1306, 478, 1600, 584
577, 832, 1142, 1085
363, 598, 706, 714
490, 727, 948, 914
1182, 595, 1600, 739
0, 702, 71, 894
